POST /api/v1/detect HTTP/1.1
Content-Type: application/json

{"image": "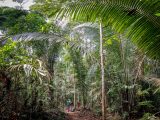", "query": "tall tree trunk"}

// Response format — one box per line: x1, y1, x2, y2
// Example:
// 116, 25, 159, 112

99, 21, 106, 120
74, 76, 76, 110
